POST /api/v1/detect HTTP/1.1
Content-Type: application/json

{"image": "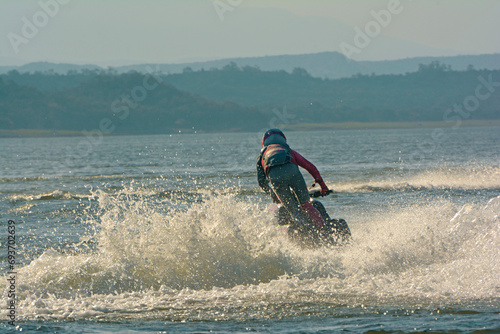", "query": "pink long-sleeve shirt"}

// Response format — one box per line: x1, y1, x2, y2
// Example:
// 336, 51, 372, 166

290, 149, 322, 182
